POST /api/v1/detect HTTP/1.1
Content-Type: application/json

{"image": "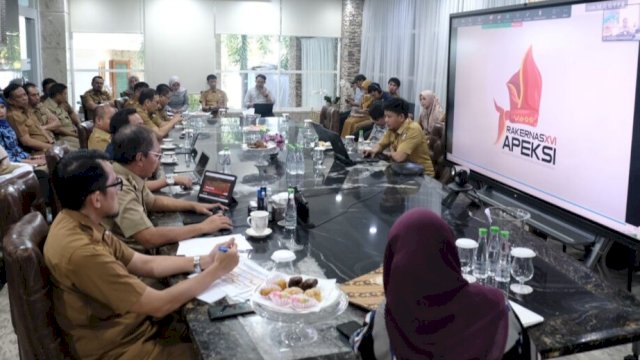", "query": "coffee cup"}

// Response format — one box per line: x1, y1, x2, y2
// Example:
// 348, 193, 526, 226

247, 210, 269, 234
